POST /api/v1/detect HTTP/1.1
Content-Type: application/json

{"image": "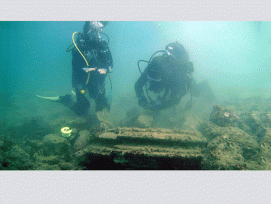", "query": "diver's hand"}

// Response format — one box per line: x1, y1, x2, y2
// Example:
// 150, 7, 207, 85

138, 96, 148, 108
82, 67, 97, 72
145, 102, 162, 110
98, 68, 107, 75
